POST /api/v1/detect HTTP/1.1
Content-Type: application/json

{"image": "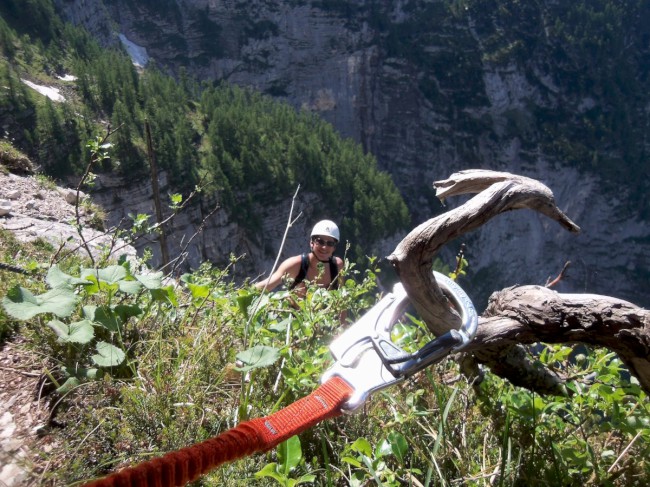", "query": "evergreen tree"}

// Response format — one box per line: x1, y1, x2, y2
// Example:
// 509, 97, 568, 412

35, 99, 67, 175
